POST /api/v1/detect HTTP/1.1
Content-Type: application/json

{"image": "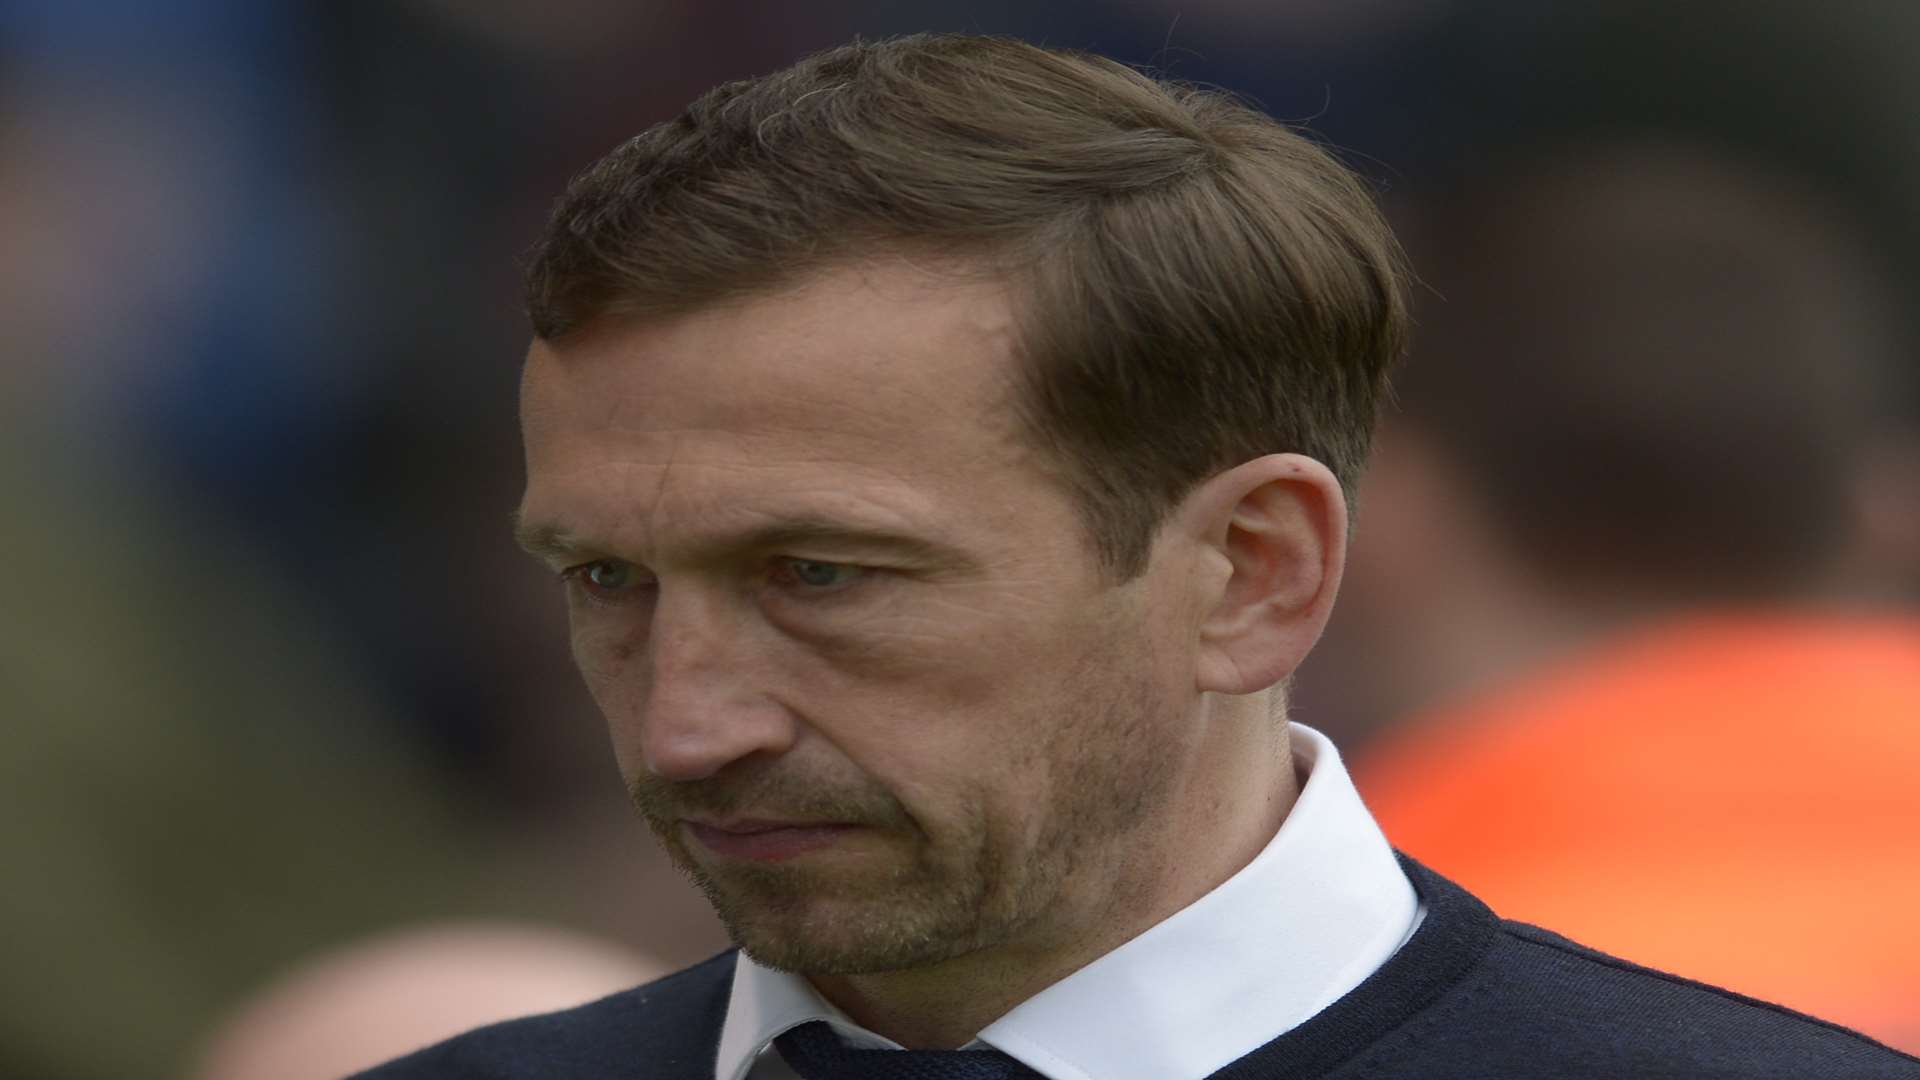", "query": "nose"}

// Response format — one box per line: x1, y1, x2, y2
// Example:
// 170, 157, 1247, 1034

630, 588, 798, 782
